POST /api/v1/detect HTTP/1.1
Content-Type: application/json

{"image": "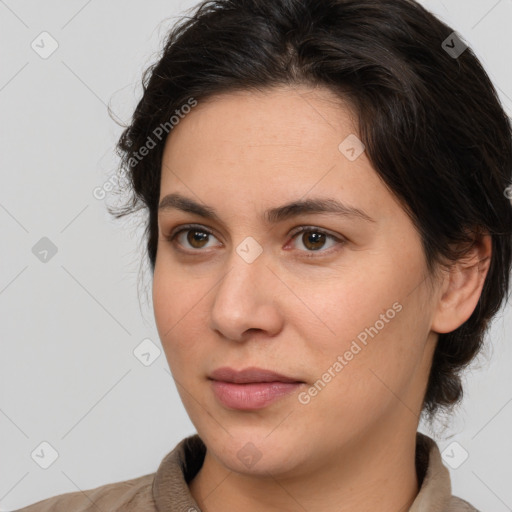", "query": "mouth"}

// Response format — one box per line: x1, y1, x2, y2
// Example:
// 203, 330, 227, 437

208, 367, 305, 410
208, 366, 305, 384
